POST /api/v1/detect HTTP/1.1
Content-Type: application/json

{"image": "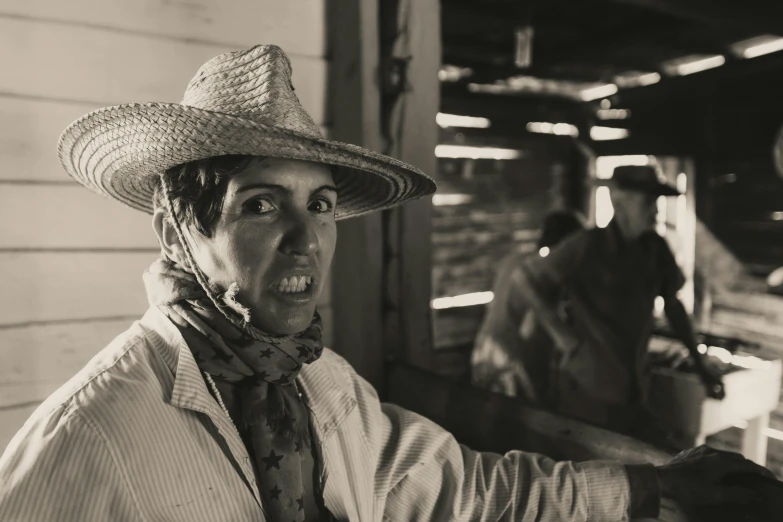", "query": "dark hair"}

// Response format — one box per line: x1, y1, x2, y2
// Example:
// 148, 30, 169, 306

537, 211, 584, 249
153, 155, 264, 237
